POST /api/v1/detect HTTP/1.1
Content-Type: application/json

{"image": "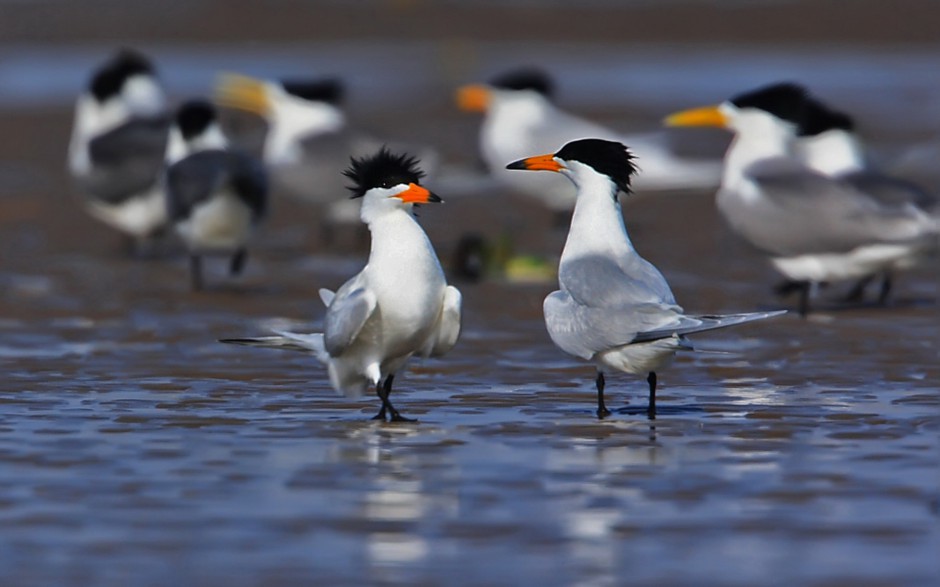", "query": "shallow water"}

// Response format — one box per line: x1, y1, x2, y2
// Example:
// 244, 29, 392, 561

2, 31, 940, 587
